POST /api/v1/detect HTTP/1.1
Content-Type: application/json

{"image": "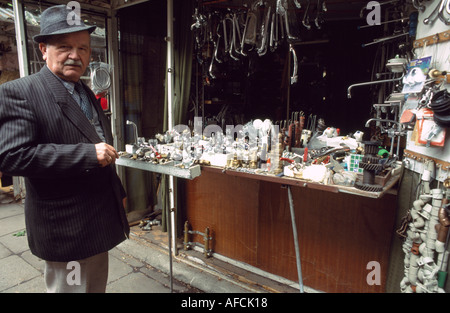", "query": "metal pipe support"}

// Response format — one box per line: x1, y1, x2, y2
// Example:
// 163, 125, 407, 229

287, 185, 304, 293
347, 74, 404, 98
